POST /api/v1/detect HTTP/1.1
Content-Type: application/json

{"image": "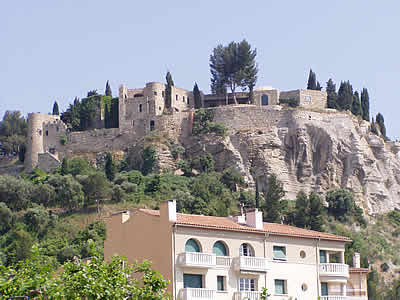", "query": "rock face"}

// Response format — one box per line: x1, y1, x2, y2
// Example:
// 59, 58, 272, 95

183, 106, 400, 215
